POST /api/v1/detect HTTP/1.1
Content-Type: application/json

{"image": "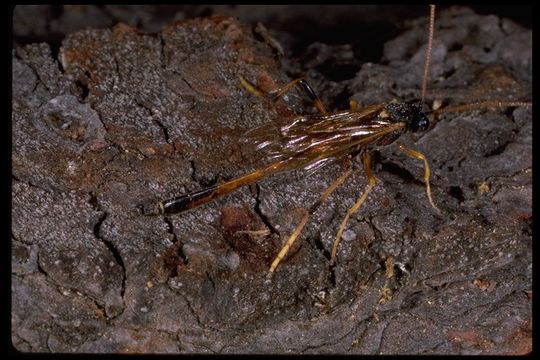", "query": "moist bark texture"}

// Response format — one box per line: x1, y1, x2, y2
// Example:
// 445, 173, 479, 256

12, 6, 531, 354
